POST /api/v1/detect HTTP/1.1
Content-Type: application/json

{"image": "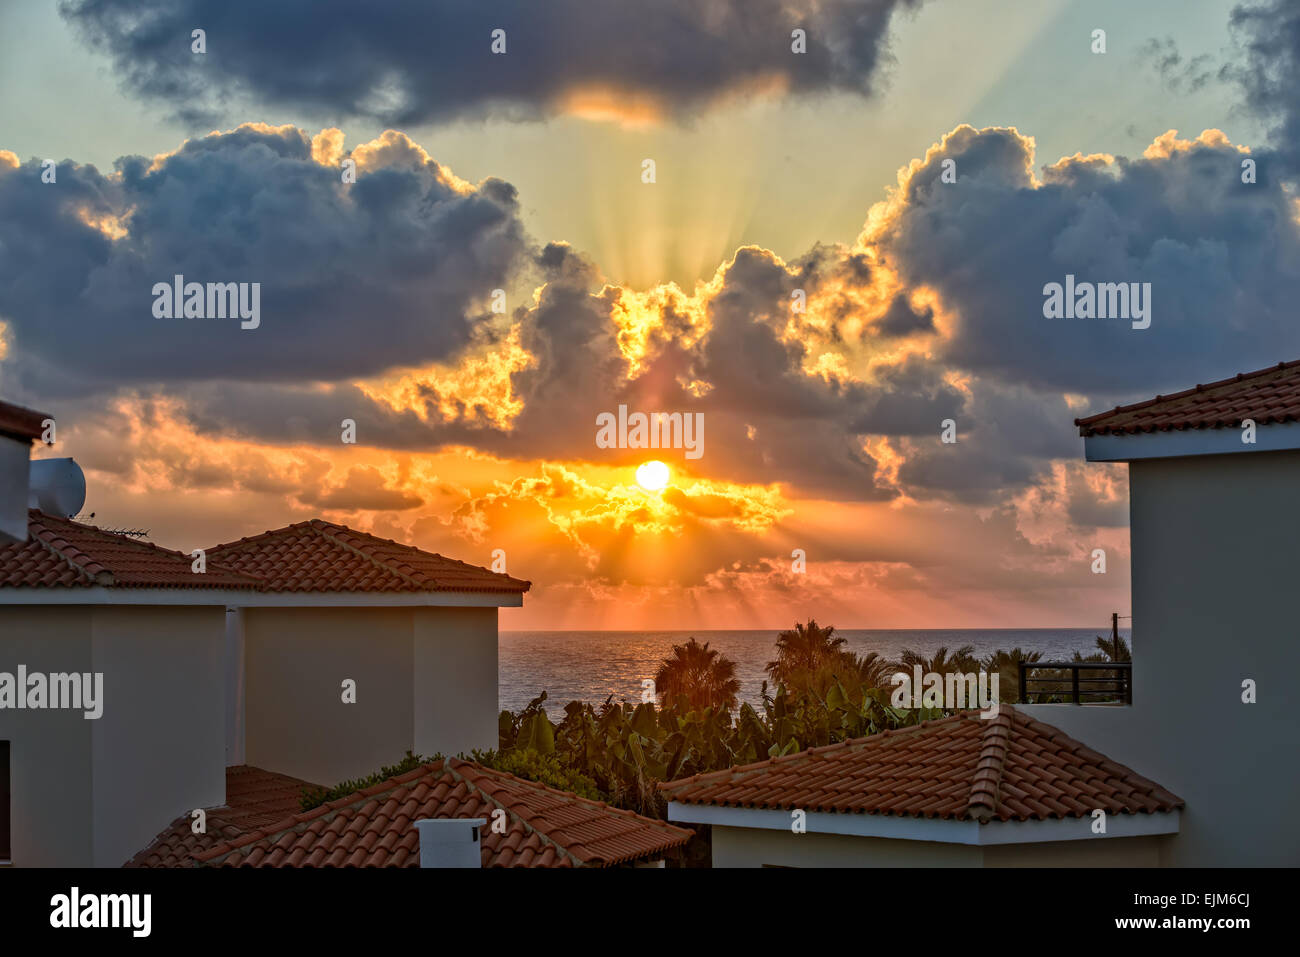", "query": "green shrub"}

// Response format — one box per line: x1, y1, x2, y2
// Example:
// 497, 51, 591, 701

470, 747, 604, 801
299, 751, 440, 811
